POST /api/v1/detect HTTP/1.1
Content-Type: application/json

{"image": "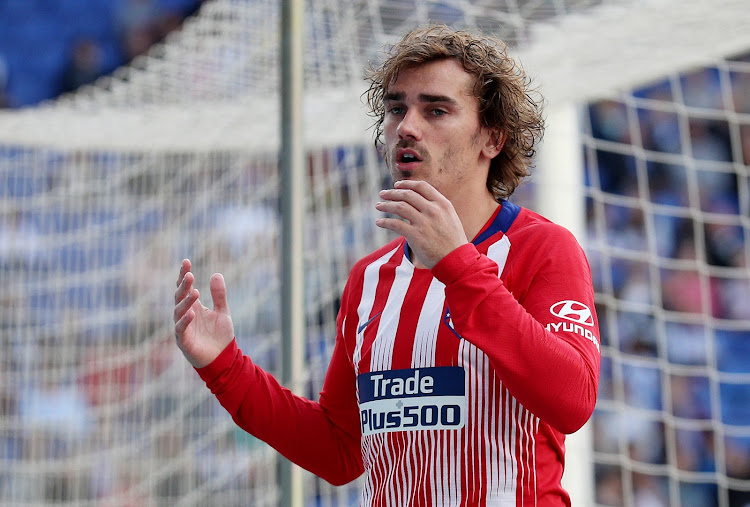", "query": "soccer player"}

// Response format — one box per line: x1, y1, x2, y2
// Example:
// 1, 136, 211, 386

174, 25, 600, 506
